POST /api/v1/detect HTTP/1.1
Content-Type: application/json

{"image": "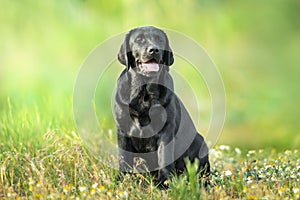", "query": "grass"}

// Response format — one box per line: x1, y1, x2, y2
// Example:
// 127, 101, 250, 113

1, 99, 299, 199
